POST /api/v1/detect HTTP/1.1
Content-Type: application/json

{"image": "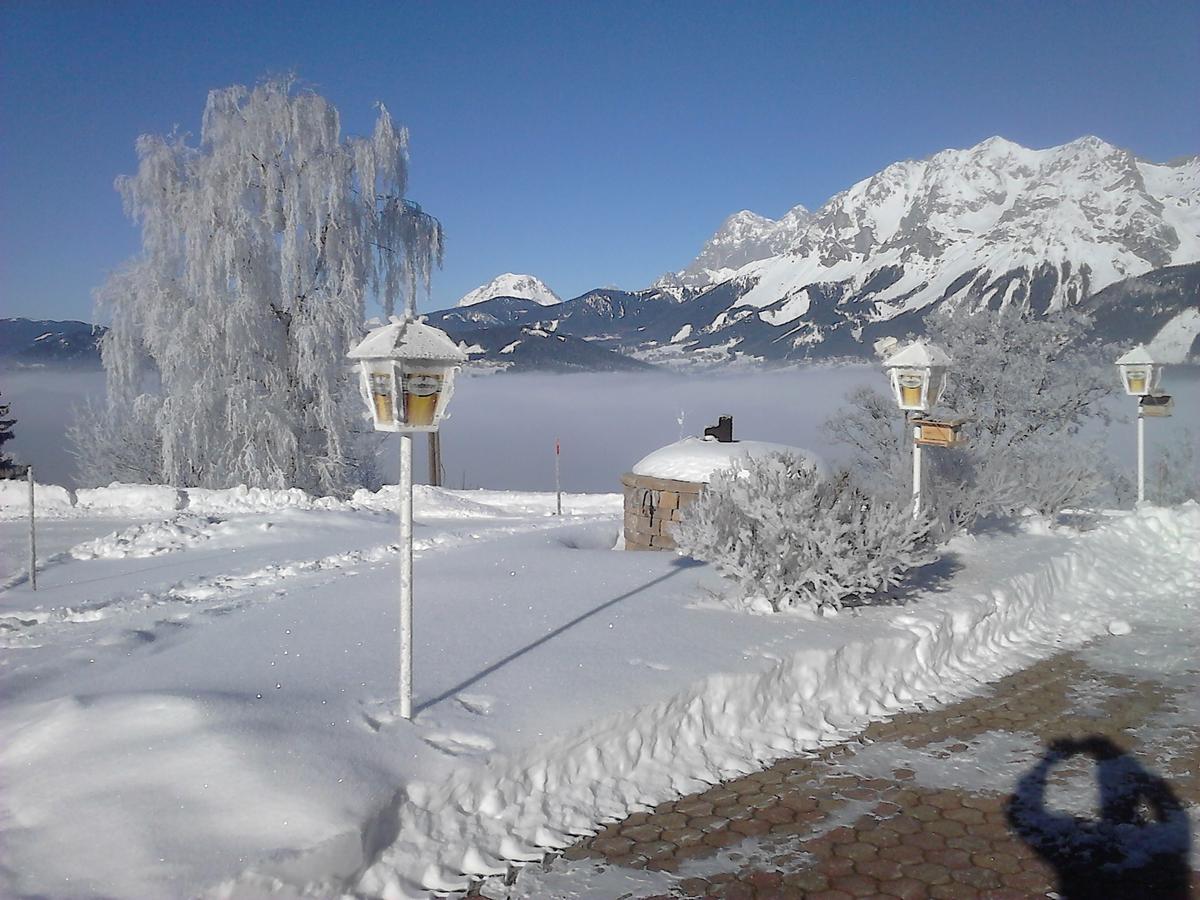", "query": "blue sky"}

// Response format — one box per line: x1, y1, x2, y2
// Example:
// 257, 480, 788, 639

2, 0, 1197, 321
